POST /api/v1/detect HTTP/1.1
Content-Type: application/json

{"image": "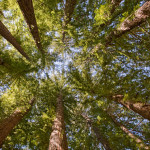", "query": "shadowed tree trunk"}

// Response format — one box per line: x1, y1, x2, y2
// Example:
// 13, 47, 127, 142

98, 0, 122, 29
82, 114, 112, 150
108, 113, 149, 150
0, 57, 7, 67
48, 92, 68, 150
17, 0, 44, 54
62, 0, 77, 42
0, 97, 35, 147
0, 21, 30, 61
112, 95, 150, 120
110, 0, 122, 14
